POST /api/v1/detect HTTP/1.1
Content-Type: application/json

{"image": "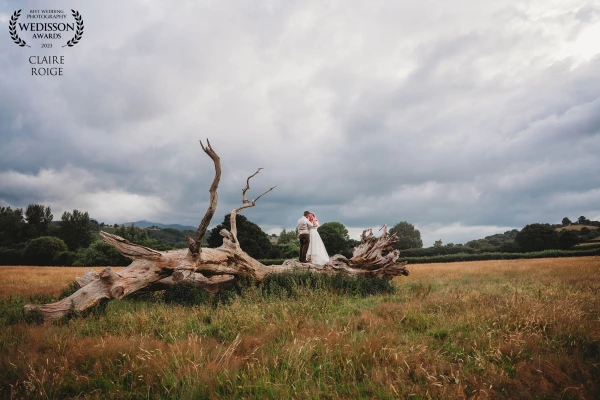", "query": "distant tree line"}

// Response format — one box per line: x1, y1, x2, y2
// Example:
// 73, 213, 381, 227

391, 216, 600, 258
2, 205, 598, 266
0, 205, 130, 266
0, 204, 201, 266
0, 204, 364, 266
113, 224, 199, 251
561, 216, 598, 227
